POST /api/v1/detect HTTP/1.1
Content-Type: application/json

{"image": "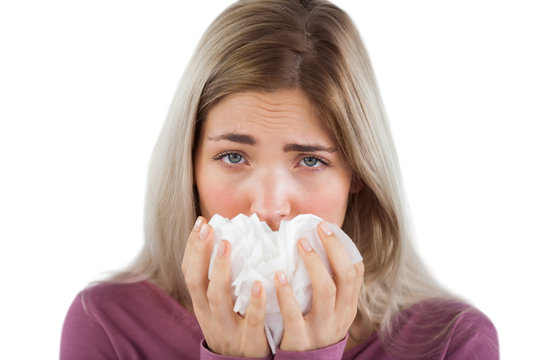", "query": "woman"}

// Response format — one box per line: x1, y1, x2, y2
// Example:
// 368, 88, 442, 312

61, 0, 498, 358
